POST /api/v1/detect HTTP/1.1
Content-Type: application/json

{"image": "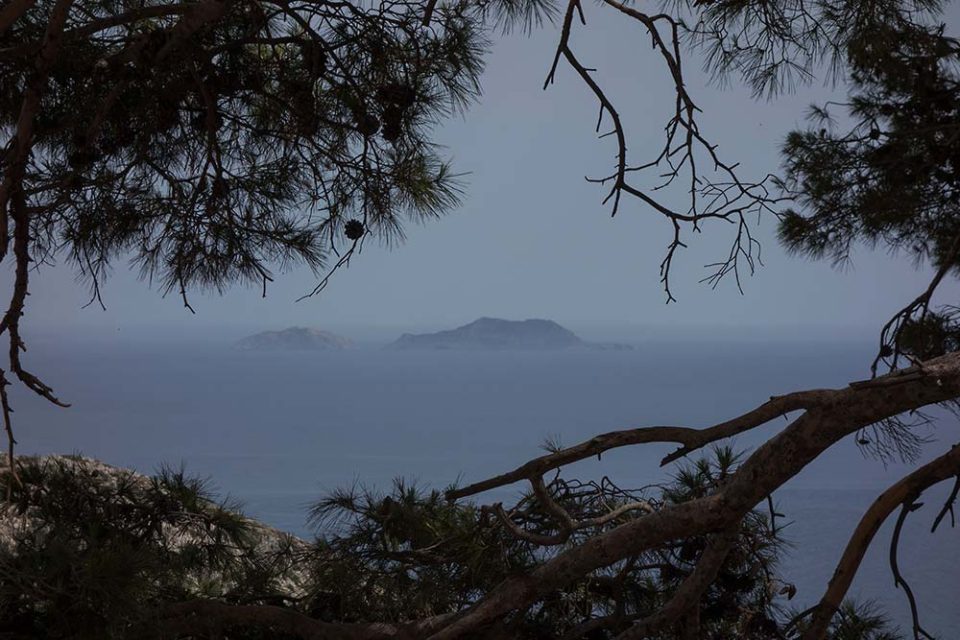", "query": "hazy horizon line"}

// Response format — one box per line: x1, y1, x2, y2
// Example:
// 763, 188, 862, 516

26, 318, 884, 345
